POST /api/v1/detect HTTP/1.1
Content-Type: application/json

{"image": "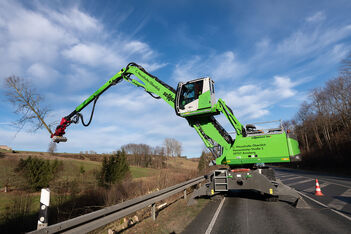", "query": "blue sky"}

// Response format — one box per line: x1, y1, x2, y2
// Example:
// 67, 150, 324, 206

0, 0, 350, 157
